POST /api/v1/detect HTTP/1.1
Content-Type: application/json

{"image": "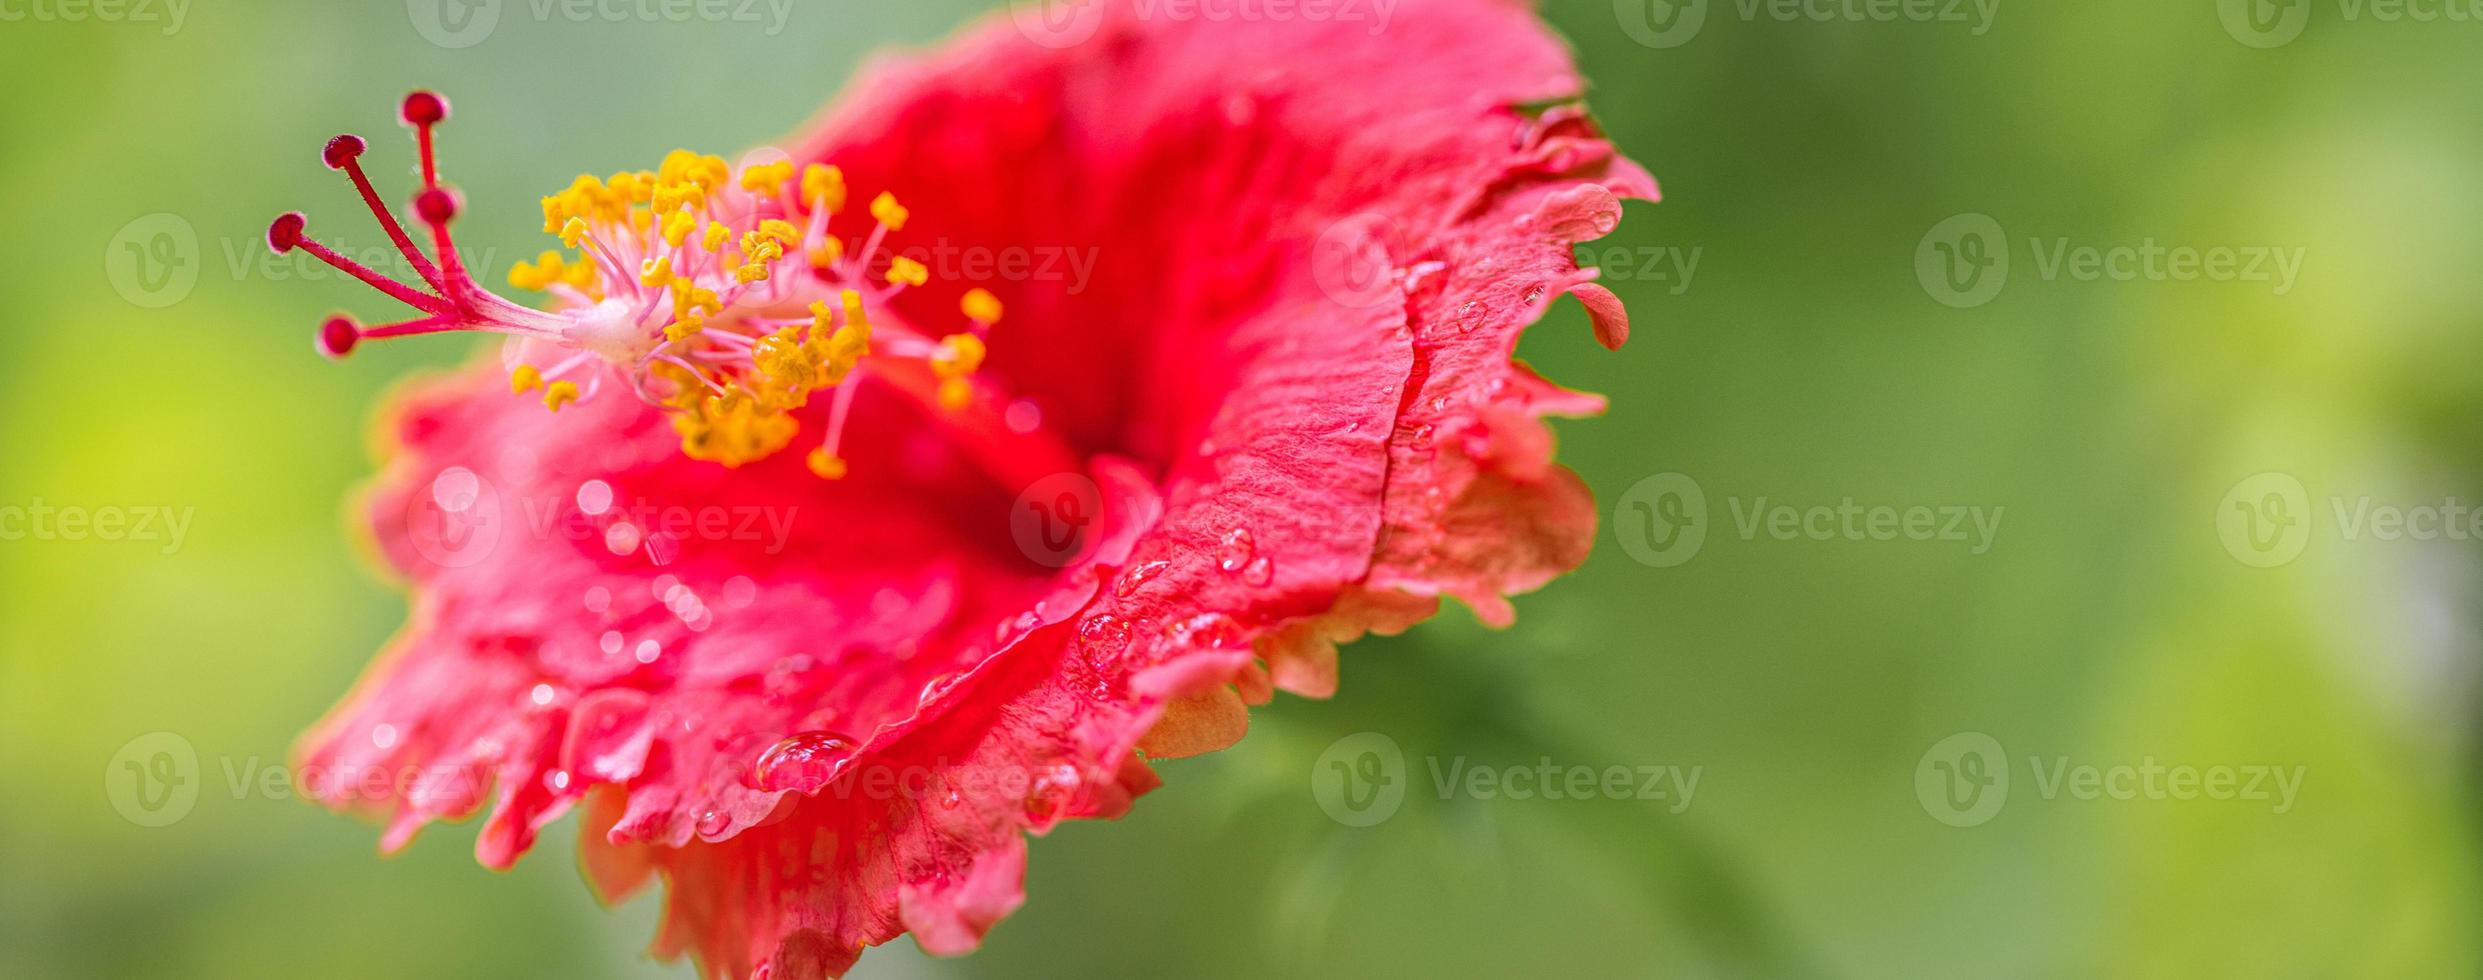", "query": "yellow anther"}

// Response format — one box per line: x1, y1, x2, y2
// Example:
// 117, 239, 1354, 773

560, 217, 590, 248
960, 287, 1003, 325
931, 333, 986, 379
739, 232, 786, 264
885, 255, 929, 288
840, 289, 870, 330
702, 222, 732, 252
735, 262, 772, 284
662, 208, 698, 248
508, 250, 566, 291
801, 164, 846, 213
510, 364, 543, 393
938, 378, 973, 412
869, 191, 908, 231
542, 381, 581, 412
665, 314, 706, 342
806, 449, 848, 480
807, 239, 843, 270
652, 181, 707, 216
639, 255, 673, 287
758, 219, 802, 248
739, 160, 795, 197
